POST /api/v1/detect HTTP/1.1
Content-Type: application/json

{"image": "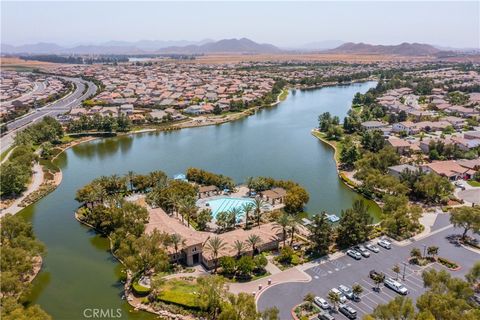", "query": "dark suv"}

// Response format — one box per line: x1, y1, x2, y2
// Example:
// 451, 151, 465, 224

339, 304, 357, 319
